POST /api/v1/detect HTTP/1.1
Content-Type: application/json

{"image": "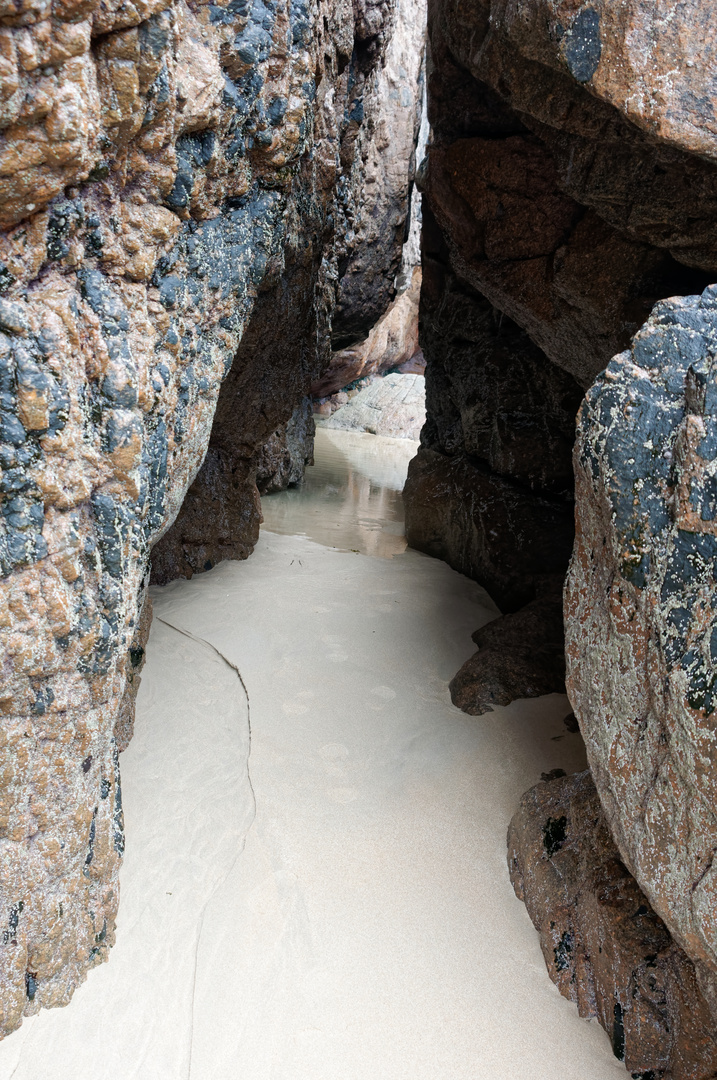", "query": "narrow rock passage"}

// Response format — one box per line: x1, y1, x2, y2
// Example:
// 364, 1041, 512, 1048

1, 430, 625, 1079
